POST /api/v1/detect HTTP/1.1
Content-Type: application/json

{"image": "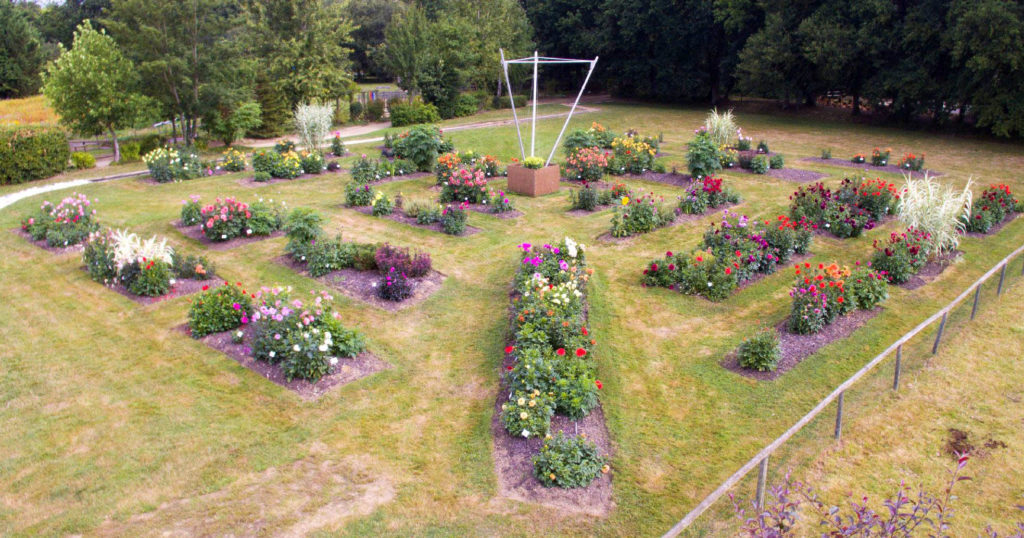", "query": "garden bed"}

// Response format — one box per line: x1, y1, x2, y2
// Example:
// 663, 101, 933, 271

799, 157, 941, 177
173, 221, 285, 251
566, 205, 614, 217
628, 171, 694, 187
728, 167, 829, 183
86, 269, 223, 305
363, 172, 432, 184
275, 255, 447, 312
596, 202, 741, 243
560, 178, 613, 189
722, 307, 883, 381
138, 170, 230, 185
899, 250, 960, 290
182, 323, 389, 400
349, 206, 482, 236
965, 214, 1019, 238
237, 168, 346, 187
462, 204, 523, 219
11, 228, 85, 255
